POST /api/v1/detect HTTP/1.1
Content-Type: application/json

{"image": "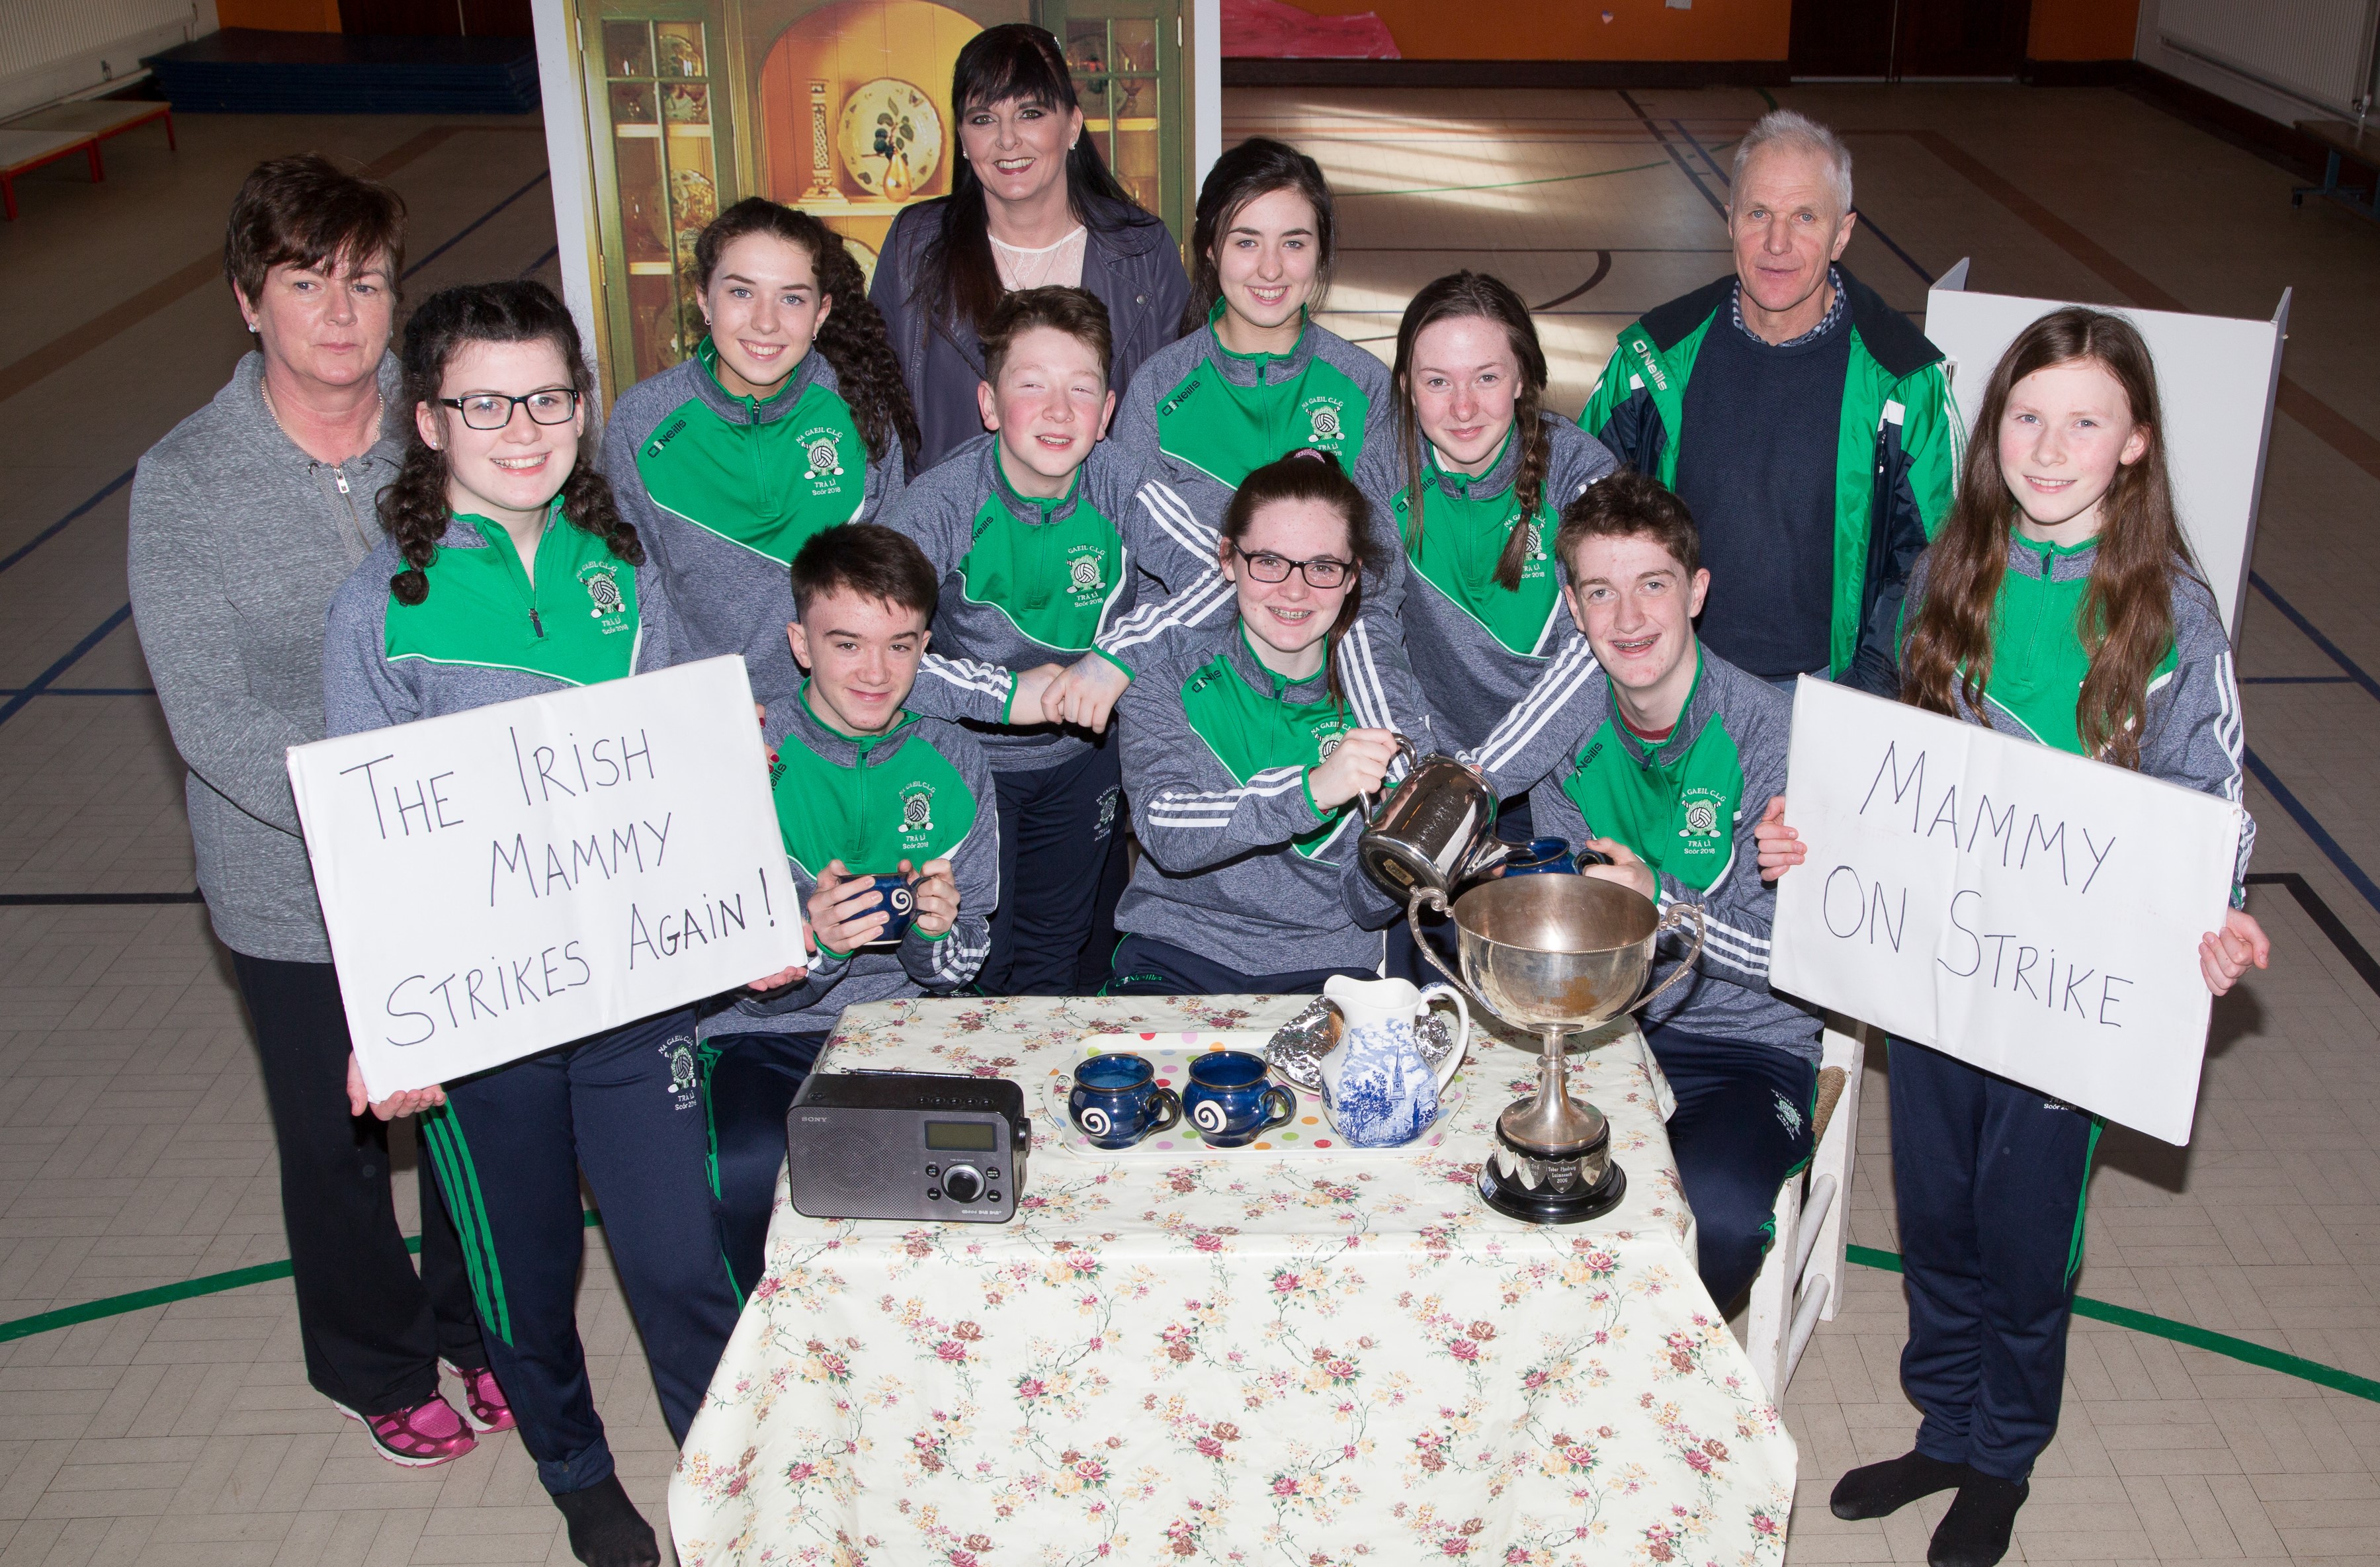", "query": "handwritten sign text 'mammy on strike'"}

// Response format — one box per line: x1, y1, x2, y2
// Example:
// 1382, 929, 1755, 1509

1769, 679, 2242, 1145
290, 656, 804, 1099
